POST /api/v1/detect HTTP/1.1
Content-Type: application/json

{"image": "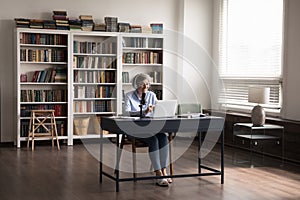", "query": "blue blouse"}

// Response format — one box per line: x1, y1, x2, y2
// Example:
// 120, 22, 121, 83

124, 90, 157, 117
